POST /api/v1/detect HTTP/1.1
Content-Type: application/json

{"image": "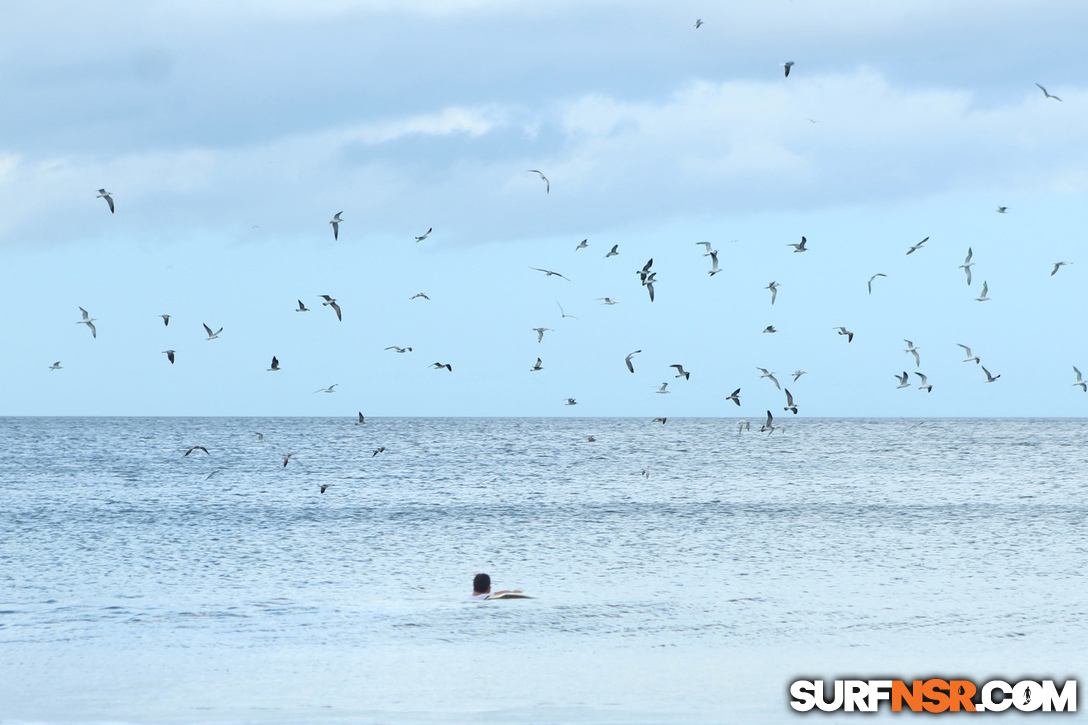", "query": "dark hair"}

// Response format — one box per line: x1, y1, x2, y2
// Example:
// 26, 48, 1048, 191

473, 573, 491, 593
